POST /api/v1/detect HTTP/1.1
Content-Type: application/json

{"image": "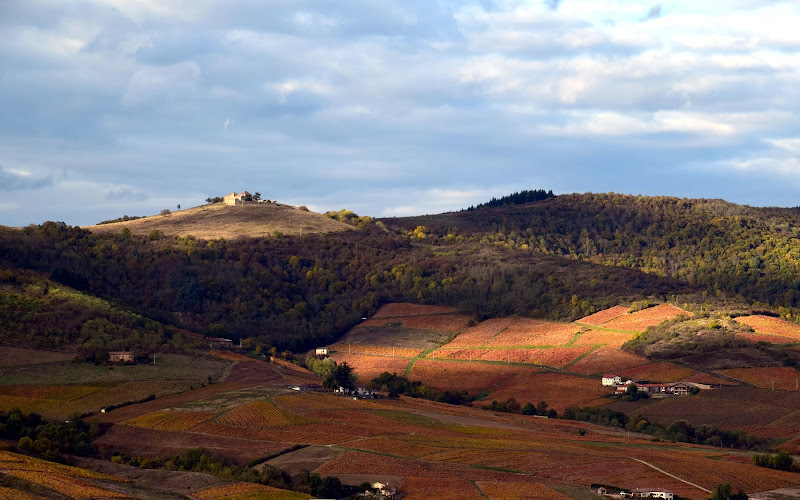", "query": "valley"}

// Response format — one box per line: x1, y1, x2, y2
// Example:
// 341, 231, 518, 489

3, 192, 800, 498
